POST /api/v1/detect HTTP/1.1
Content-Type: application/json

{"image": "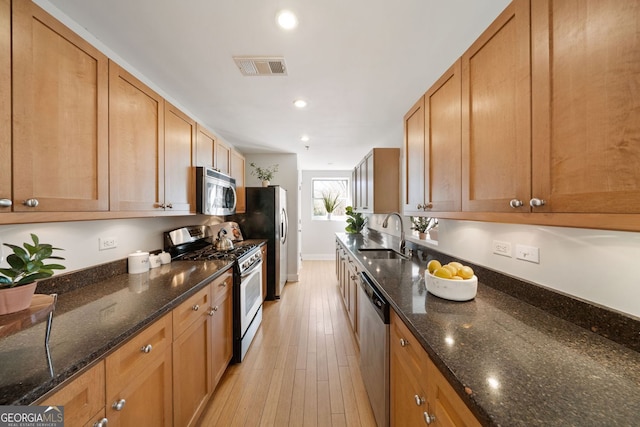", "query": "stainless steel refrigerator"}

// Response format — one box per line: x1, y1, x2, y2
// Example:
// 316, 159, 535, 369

233, 186, 288, 300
